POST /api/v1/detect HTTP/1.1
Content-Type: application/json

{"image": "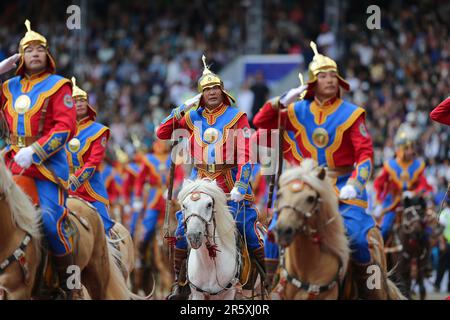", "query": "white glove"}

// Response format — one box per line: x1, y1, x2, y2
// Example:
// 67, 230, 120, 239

14, 146, 34, 169
339, 185, 357, 200
133, 199, 143, 212
230, 187, 244, 202
373, 205, 383, 218
184, 93, 202, 108
123, 204, 132, 215
0, 53, 20, 75
279, 84, 308, 107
